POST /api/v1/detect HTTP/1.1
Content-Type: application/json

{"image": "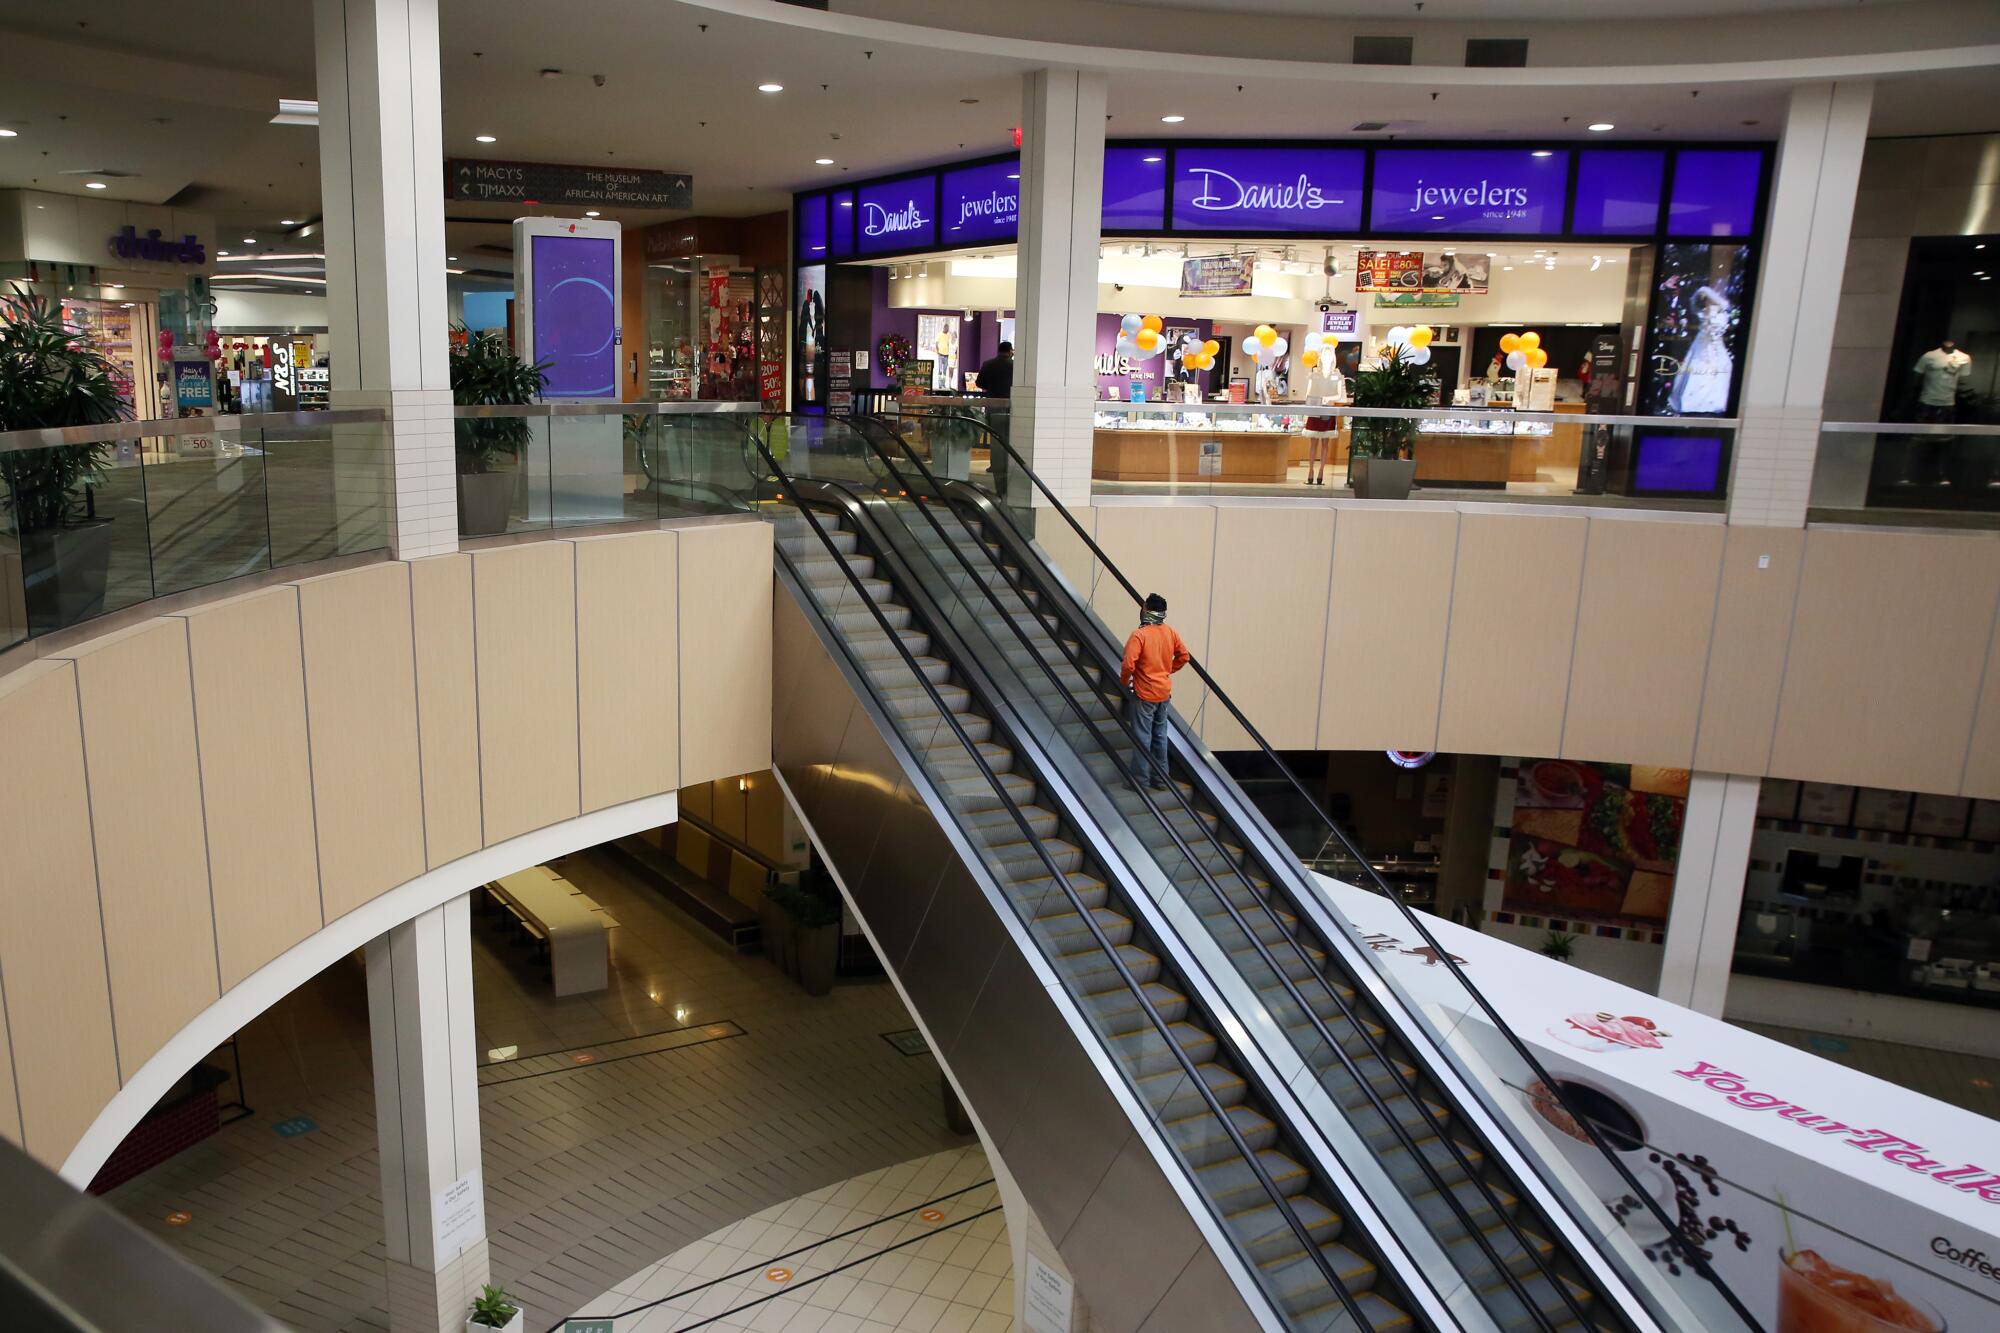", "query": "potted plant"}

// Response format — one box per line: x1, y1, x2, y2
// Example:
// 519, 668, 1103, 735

769, 879, 843, 996
1346, 344, 1436, 500
466, 1284, 522, 1333
0, 285, 126, 633
449, 327, 546, 537
1541, 930, 1578, 963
